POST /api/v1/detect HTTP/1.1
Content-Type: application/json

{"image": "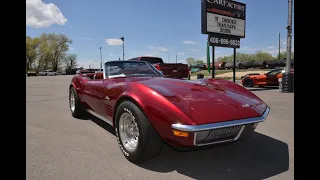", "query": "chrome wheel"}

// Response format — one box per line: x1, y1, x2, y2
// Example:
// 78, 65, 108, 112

70, 91, 75, 112
119, 112, 139, 153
